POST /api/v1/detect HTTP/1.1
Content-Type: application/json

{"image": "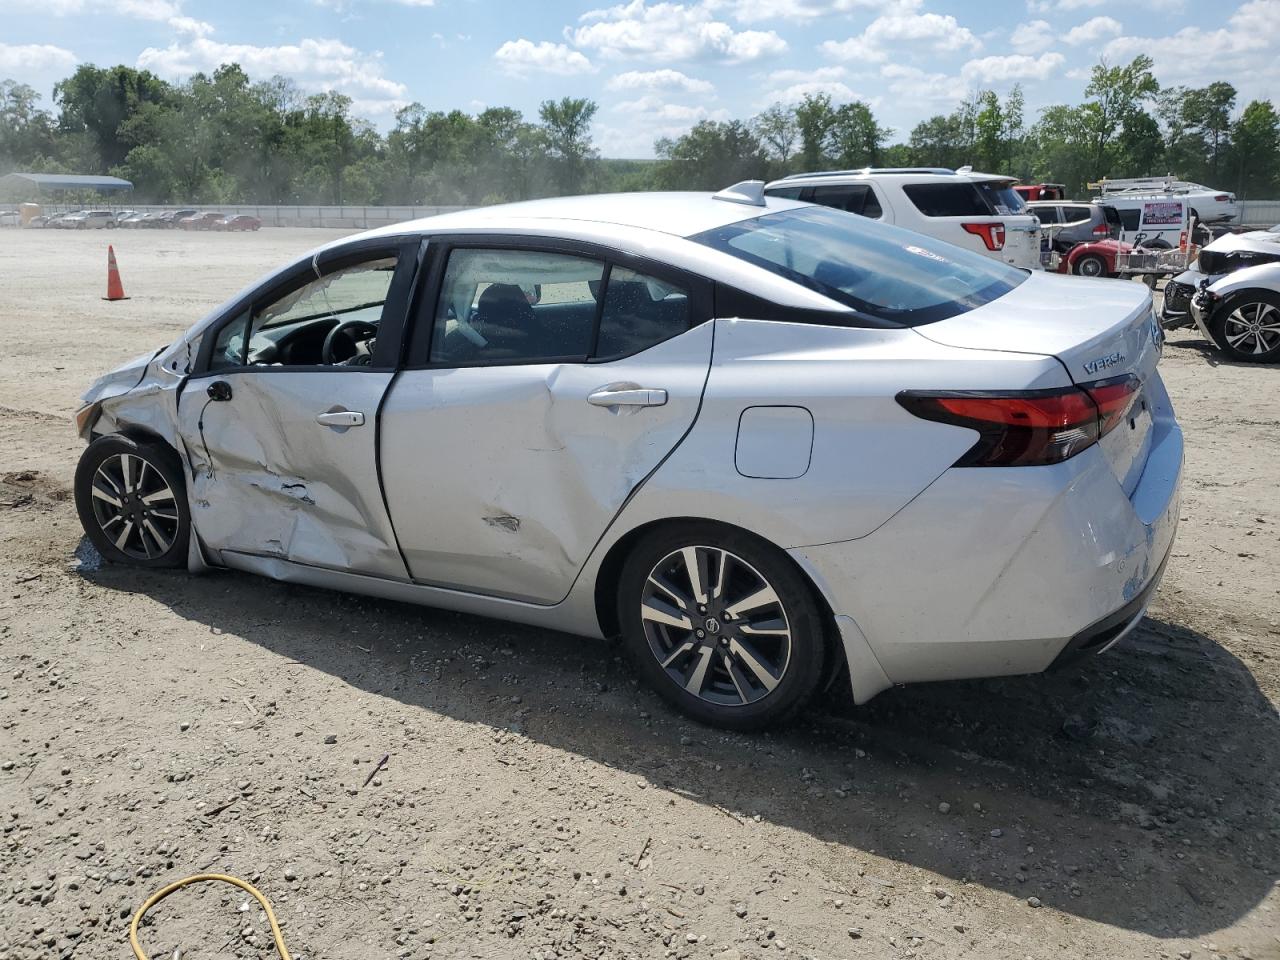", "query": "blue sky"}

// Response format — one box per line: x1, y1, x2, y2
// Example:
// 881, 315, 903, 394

1, 0, 1277, 157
